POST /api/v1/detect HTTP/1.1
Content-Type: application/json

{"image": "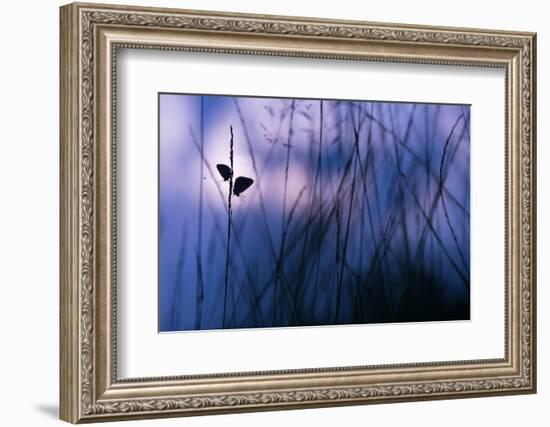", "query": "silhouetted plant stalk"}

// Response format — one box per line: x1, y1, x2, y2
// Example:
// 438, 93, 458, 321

195, 96, 205, 330
222, 125, 234, 328
438, 114, 469, 276
316, 100, 324, 291
188, 124, 260, 325
233, 99, 278, 261
273, 99, 296, 324
335, 106, 360, 321
171, 224, 187, 330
